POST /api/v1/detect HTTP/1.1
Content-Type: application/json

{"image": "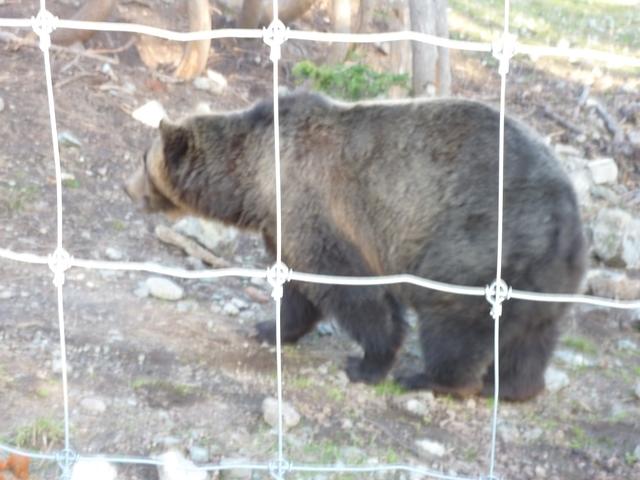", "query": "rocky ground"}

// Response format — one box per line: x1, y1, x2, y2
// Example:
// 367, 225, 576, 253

1, 1, 640, 480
